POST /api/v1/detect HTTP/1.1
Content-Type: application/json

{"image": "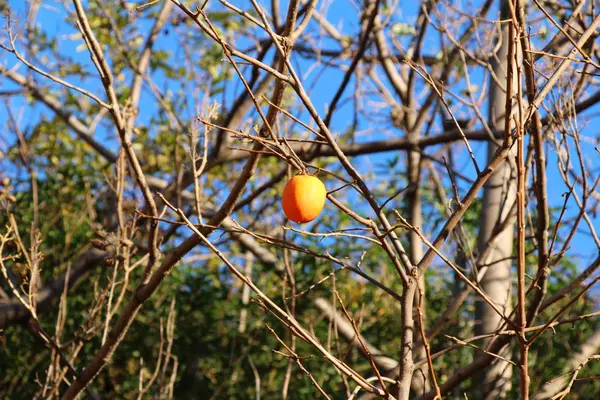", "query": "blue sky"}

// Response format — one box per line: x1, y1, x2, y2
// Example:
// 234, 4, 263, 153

1, 0, 598, 277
